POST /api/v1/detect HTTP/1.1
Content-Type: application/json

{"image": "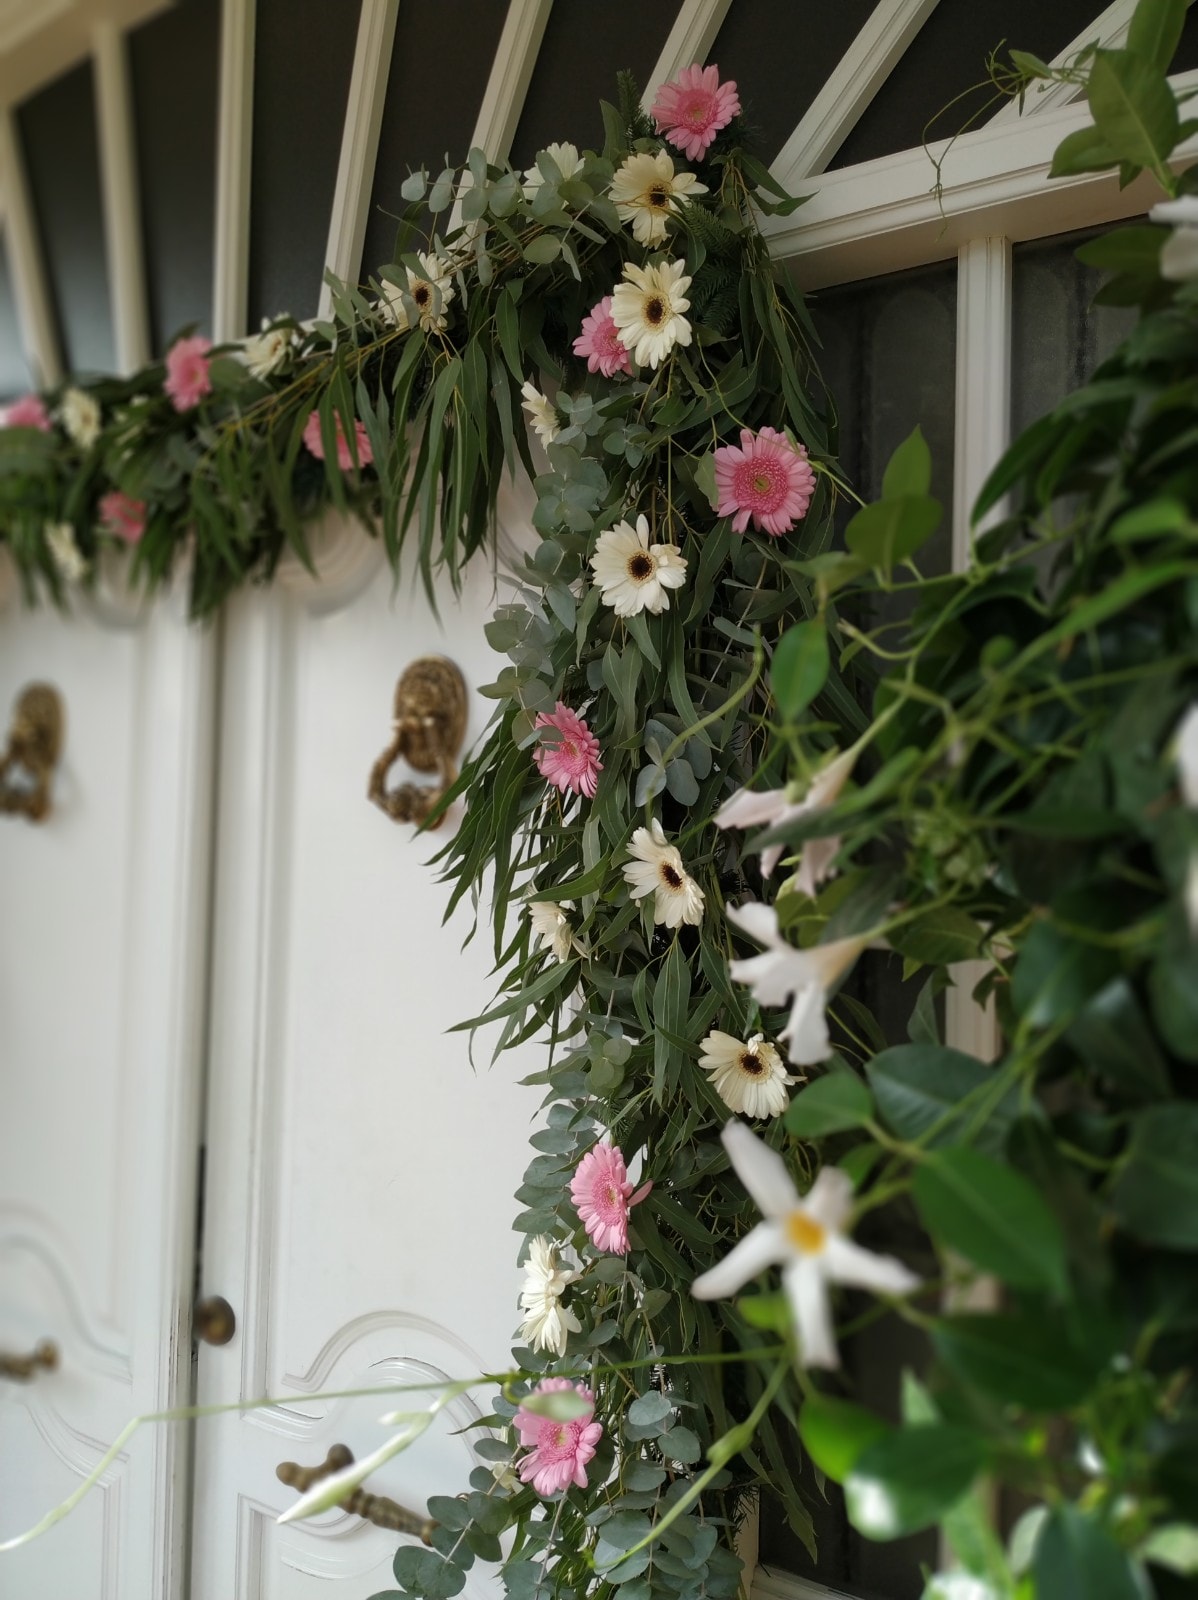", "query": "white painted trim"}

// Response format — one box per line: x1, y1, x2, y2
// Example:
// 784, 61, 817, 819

0, 106, 61, 386
0, 0, 167, 111
467, 0, 553, 164
752, 1564, 861, 1600
765, 68, 1198, 287
92, 19, 150, 371
212, 0, 254, 342
989, 0, 1136, 125
641, 0, 733, 106
317, 0, 399, 320
951, 236, 1011, 562
772, 0, 941, 187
